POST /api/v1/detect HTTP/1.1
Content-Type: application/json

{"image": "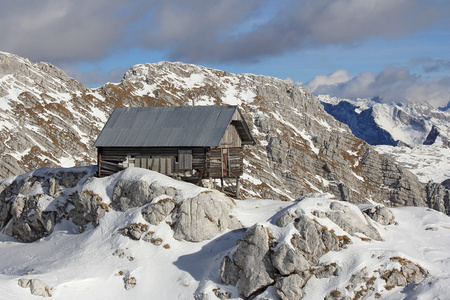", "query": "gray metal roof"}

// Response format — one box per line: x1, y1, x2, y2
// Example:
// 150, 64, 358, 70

94, 105, 253, 147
